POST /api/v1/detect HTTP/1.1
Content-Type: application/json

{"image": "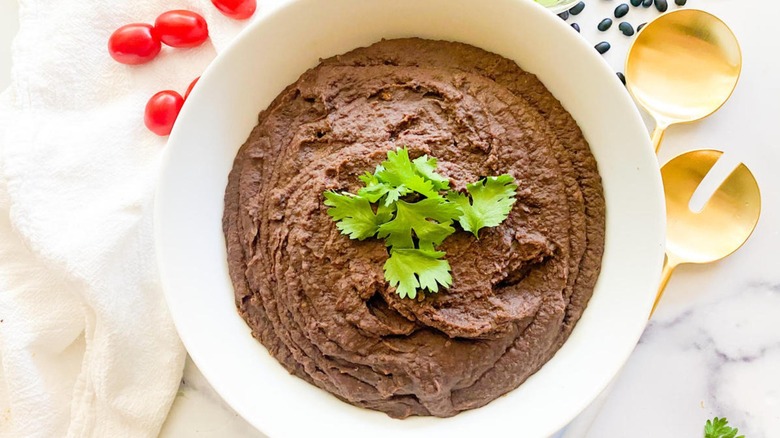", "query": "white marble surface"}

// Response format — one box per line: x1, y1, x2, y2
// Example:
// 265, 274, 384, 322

2, 0, 779, 436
